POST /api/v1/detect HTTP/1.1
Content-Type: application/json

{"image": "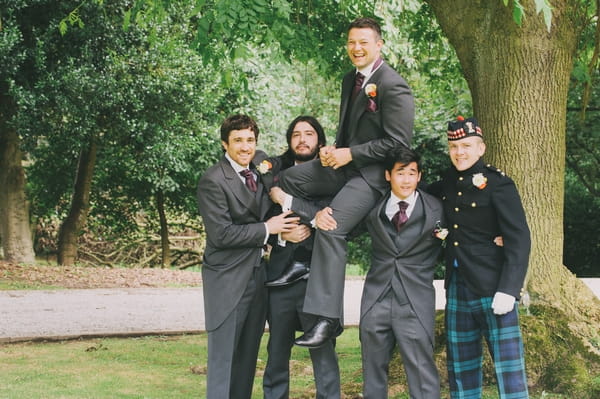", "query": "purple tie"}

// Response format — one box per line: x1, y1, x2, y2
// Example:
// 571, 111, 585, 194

391, 201, 409, 231
240, 169, 257, 192
351, 72, 365, 101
